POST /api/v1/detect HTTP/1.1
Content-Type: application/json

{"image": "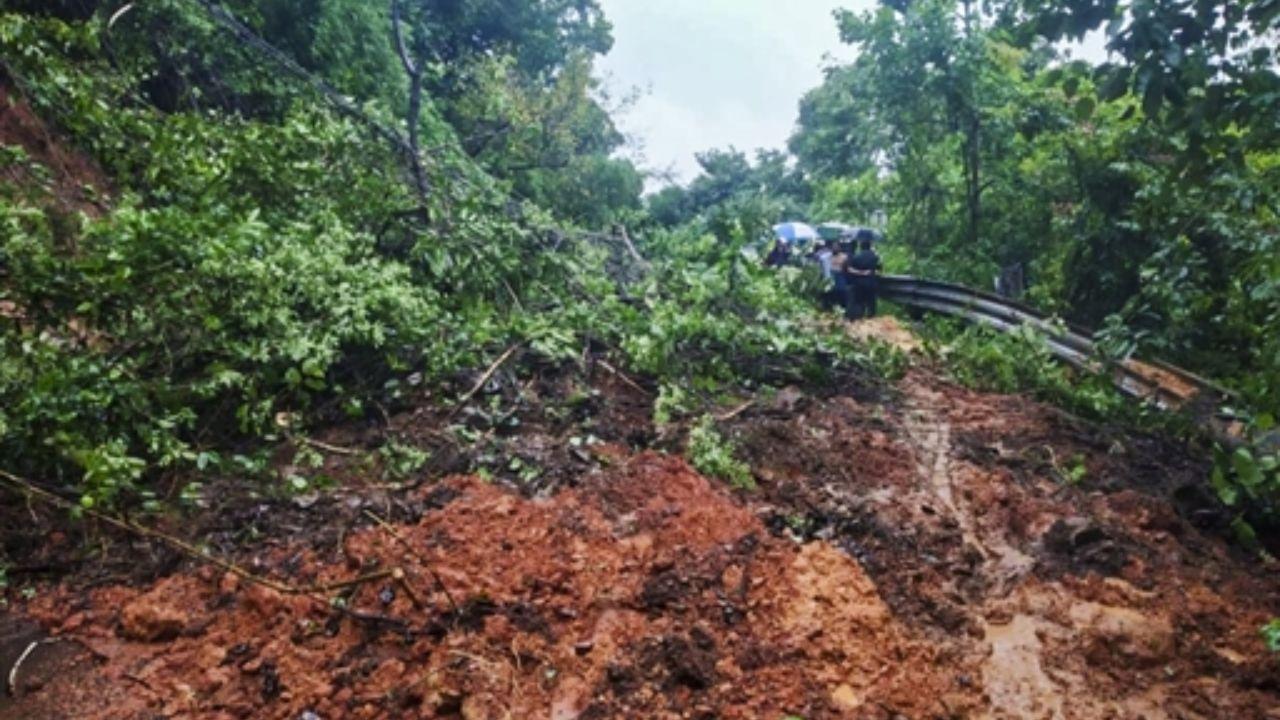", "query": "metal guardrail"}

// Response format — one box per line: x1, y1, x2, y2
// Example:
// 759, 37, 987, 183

879, 276, 1238, 433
